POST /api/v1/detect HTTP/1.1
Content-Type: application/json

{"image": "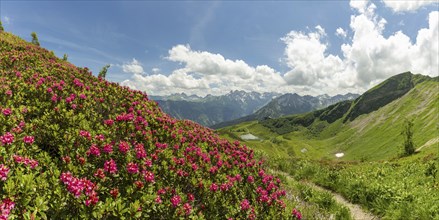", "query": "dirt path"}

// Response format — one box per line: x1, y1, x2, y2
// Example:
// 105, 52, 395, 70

272, 170, 379, 220
416, 137, 439, 152
303, 181, 379, 220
